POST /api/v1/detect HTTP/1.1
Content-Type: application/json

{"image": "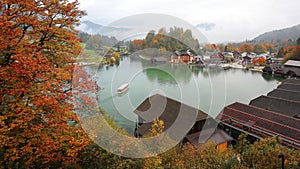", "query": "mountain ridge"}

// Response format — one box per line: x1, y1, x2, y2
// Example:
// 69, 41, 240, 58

253, 24, 300, 42
78, 20, 300, 43
77, 20, 103, 34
